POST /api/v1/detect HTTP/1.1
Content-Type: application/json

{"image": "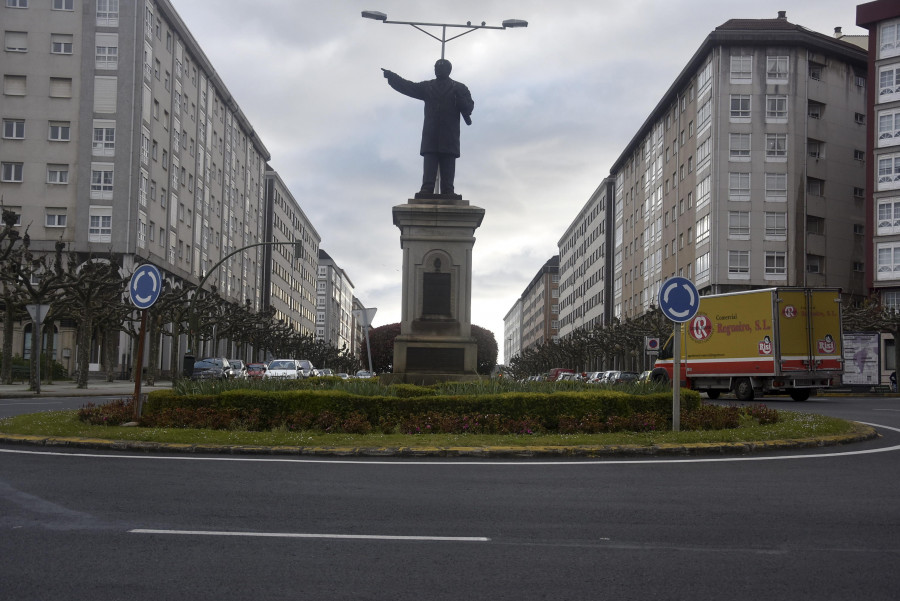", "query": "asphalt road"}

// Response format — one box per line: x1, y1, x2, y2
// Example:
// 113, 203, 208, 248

1, 395, 899, 600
